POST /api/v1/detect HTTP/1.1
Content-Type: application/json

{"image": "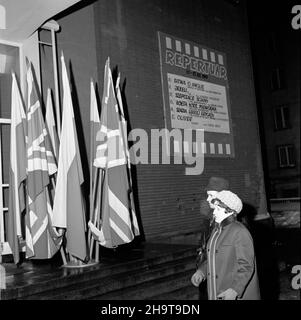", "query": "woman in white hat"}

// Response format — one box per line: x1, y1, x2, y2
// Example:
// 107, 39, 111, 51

191, 190, 261, 300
